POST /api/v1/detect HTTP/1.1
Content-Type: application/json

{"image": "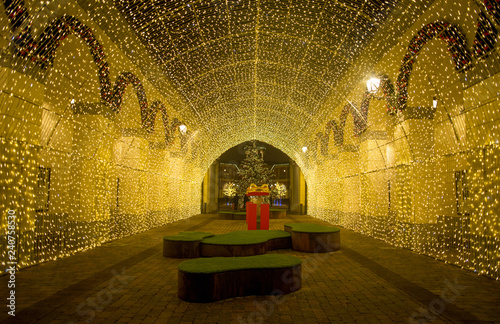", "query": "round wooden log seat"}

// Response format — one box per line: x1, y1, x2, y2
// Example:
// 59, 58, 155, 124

284, 223, 341, 252
270, 208, 287, 219
163, 232, 214, 258
217, 211, 234, 220
217, 211, 247, 220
